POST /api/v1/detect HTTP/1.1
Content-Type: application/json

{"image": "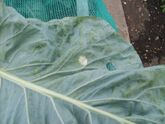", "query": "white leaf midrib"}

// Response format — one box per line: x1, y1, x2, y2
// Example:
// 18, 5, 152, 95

0, 69, 135, 124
